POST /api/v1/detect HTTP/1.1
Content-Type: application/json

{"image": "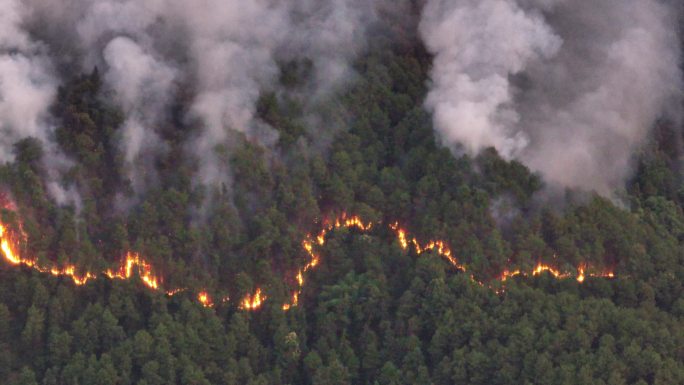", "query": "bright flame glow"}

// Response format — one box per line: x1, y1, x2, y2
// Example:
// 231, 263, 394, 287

576, 265, 586, 283
104, 252, 160, 290
166, 288, 186, 296
240, 288, 266, 310
389, 223, 466, 271
0, 223, 96, 285
532, 263, 570, 279
282, 213, 617, 309
500, 269, 522, 282
0, 212, 210, 305
0, 204, 617, 312
198, 291, 213, 307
